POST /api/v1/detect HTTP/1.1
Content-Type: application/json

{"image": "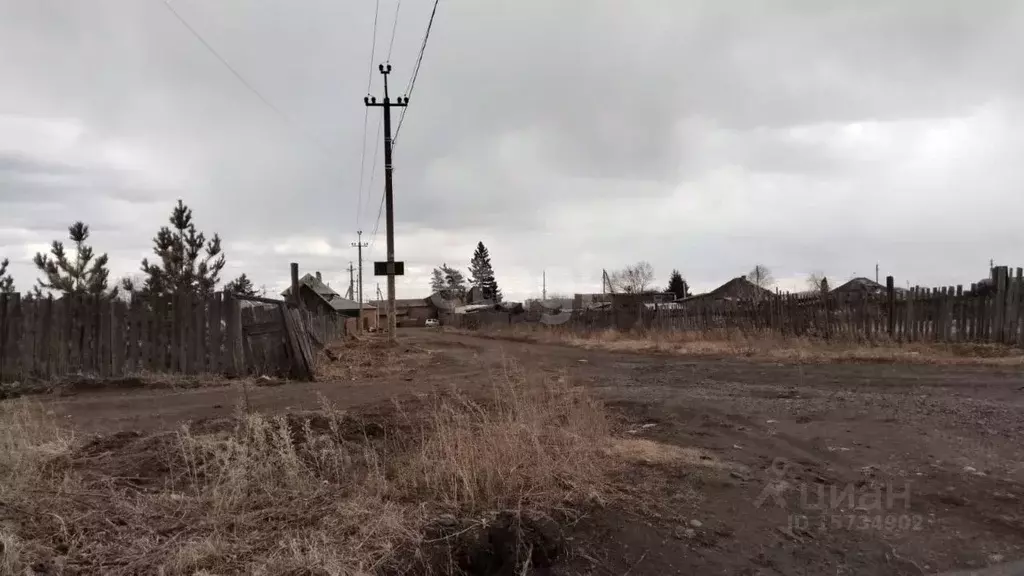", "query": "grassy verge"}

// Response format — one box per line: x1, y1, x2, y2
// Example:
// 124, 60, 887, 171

0, 363, 612, 575
460, 325, 1024, 365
